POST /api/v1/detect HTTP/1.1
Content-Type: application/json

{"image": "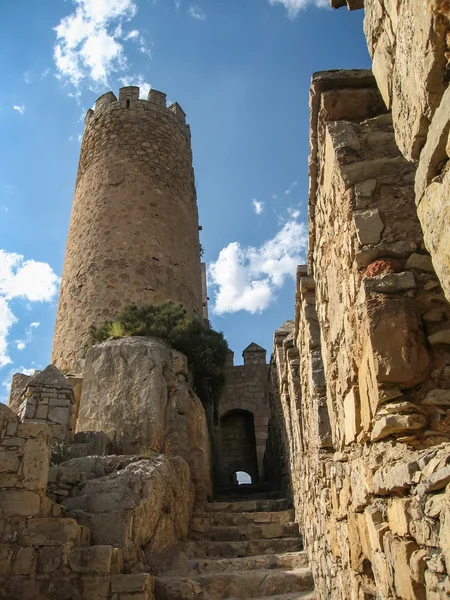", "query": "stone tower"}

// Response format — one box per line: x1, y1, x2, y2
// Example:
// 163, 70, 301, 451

52, 86, 203, 372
